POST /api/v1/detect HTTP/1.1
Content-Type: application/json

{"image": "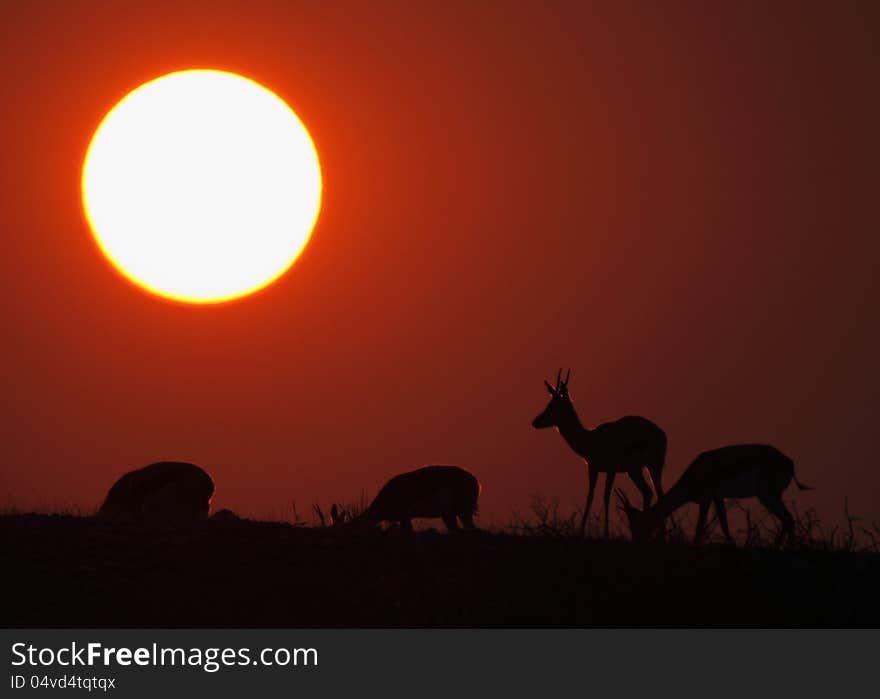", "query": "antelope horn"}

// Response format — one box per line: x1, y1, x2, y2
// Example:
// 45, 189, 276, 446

556, 368, 562, 390
563, 369, 571, 385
